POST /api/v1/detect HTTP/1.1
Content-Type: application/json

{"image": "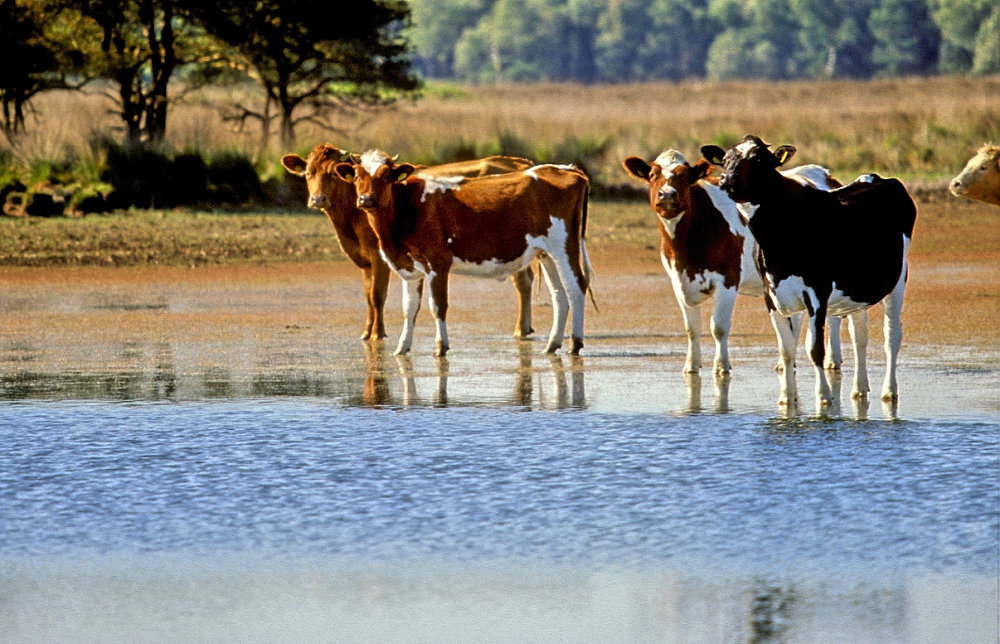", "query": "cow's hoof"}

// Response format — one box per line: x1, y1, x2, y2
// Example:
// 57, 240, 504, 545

881, 391, 898, 403
569, 337, 583, 355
